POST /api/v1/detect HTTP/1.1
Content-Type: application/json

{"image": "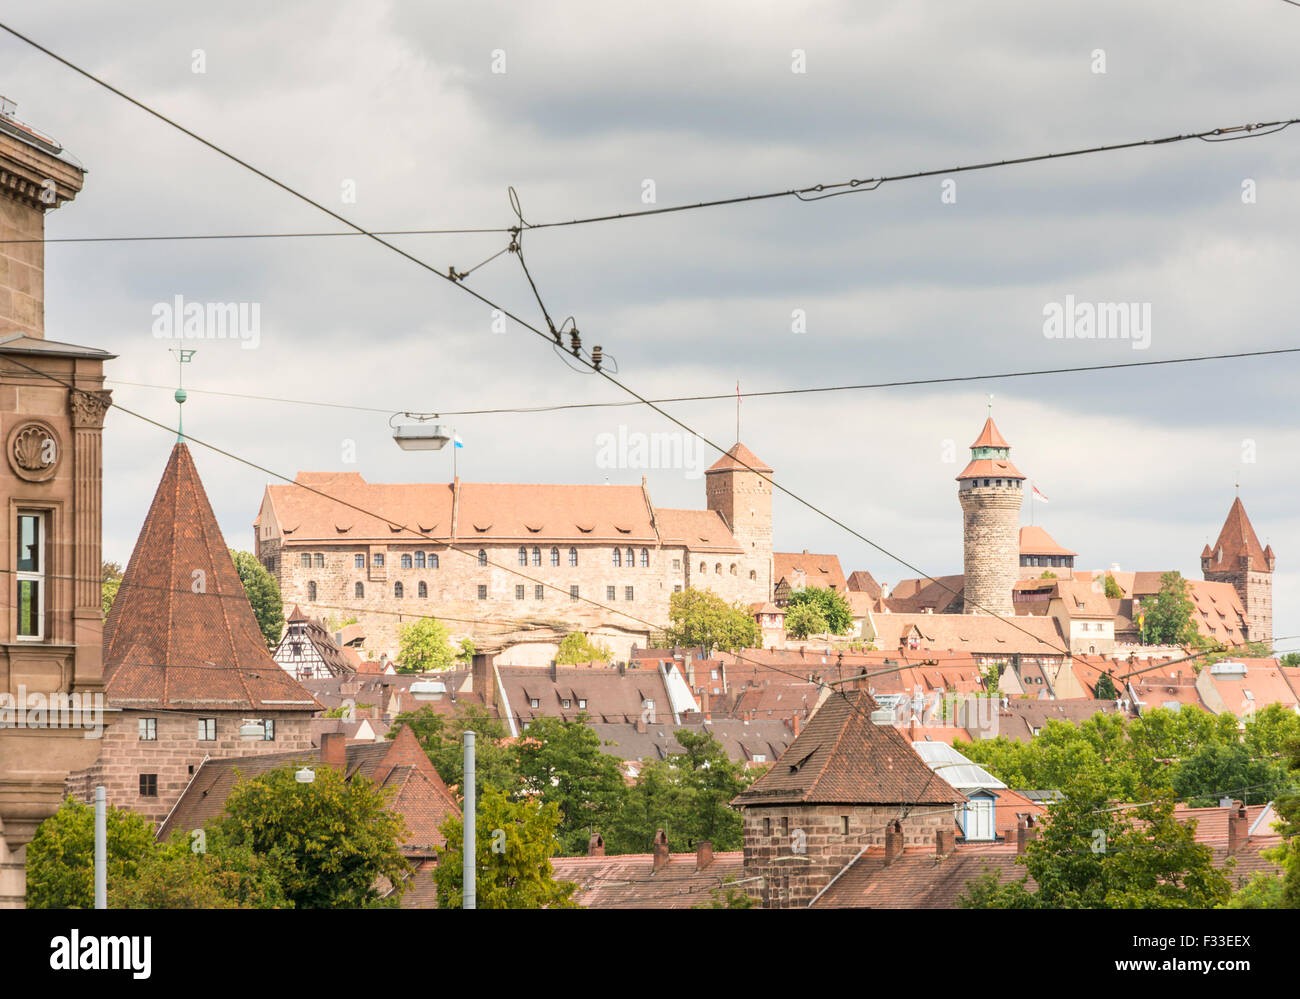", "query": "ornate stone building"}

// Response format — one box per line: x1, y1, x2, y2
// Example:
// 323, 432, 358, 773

957, 416, 1024, 617
1201, 497, 1274, 646
0, 99, 113, 907
255, 443, 776, 656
